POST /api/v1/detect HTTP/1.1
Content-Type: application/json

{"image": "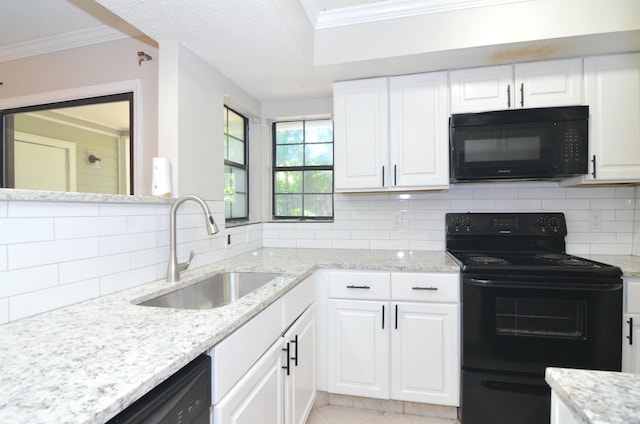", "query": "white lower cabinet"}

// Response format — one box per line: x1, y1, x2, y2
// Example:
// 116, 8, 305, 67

550, 391, 579, 424
211, 275, 316, 424
284, 305, 316, 424
213, 339, 286, 424
328, 299, 390, 399
326, 270, 460, 406
622, 278, 640, 374
391, 302, 459, 405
